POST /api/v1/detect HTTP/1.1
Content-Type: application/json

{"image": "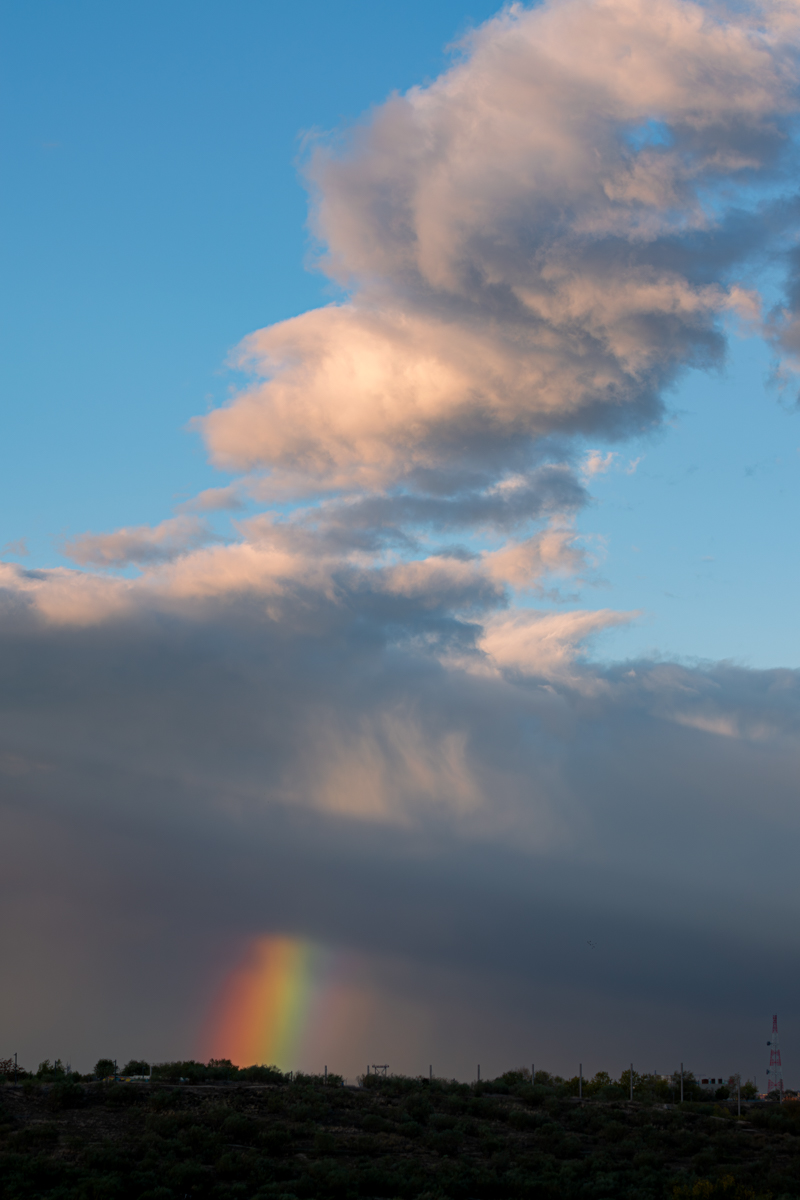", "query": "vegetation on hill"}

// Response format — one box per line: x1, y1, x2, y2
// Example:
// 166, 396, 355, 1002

0, 1064, 794, 1199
